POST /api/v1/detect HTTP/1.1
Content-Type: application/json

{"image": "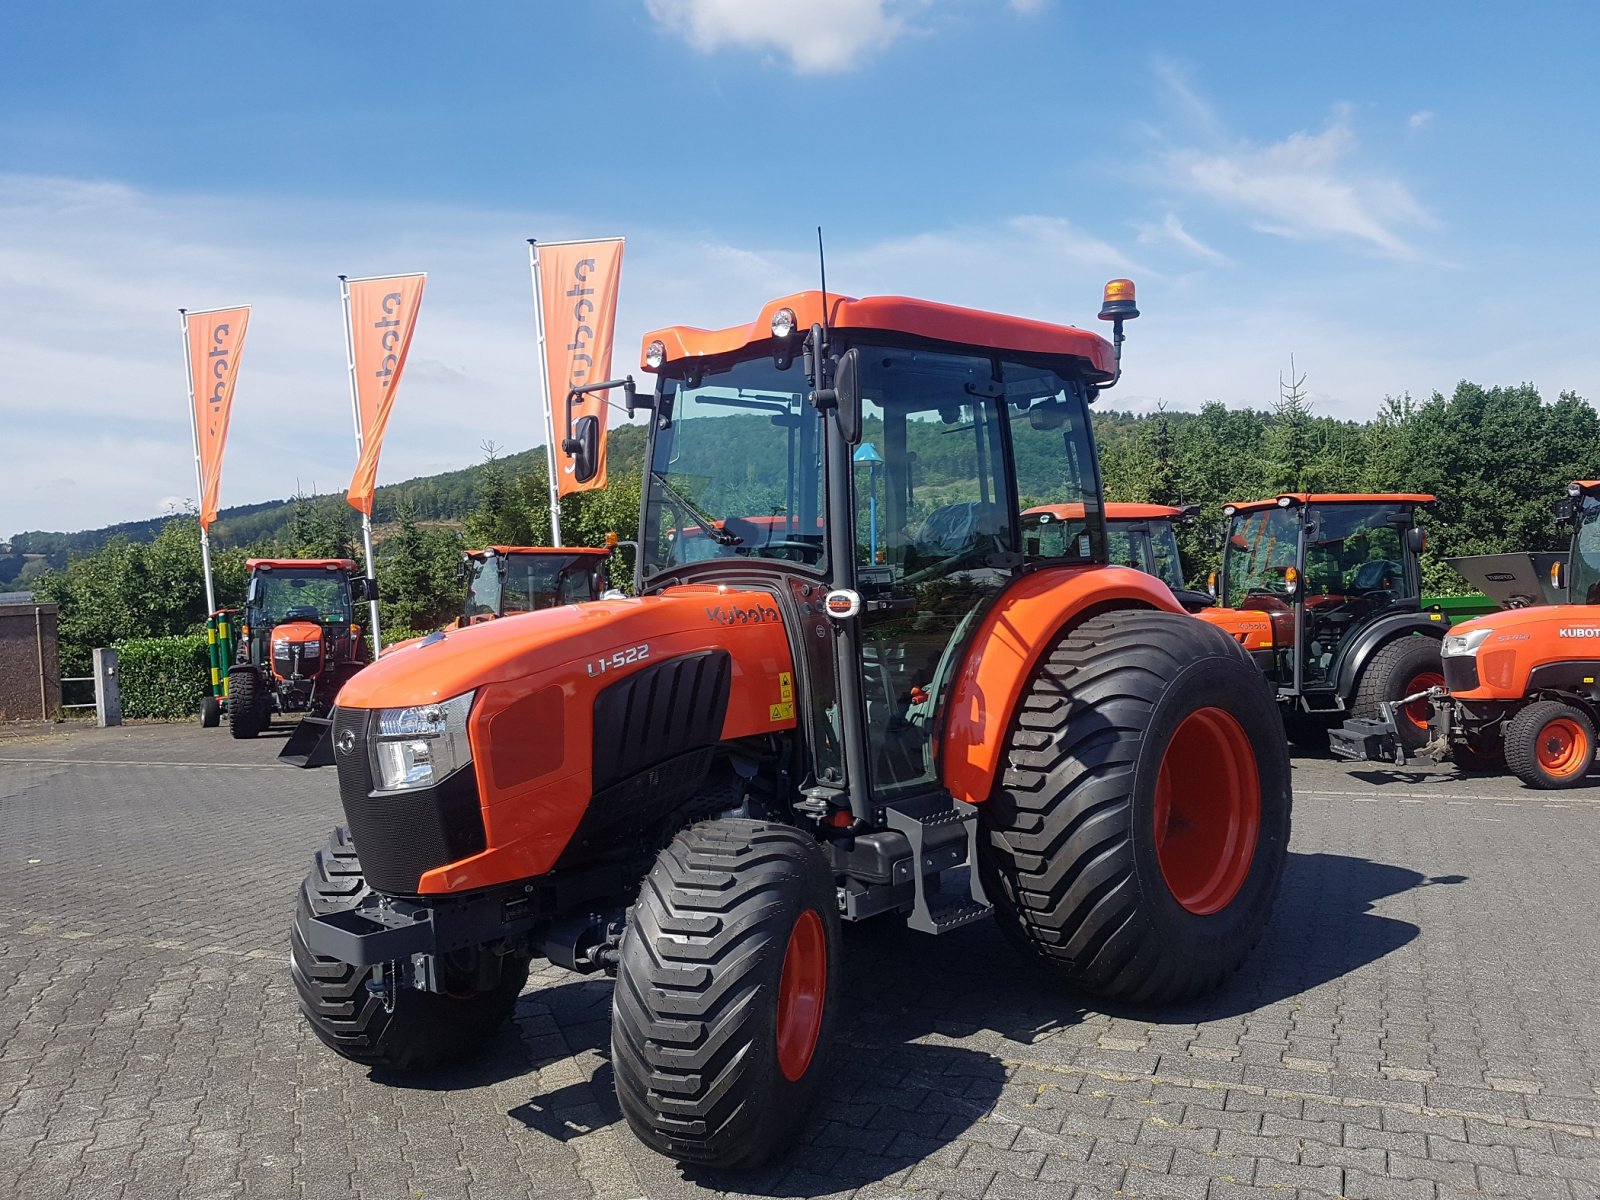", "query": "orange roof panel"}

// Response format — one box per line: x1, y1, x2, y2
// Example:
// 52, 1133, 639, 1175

246, 558, 358, 572
1224, 493, 1435, 514
1024, 502, 1190, 521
